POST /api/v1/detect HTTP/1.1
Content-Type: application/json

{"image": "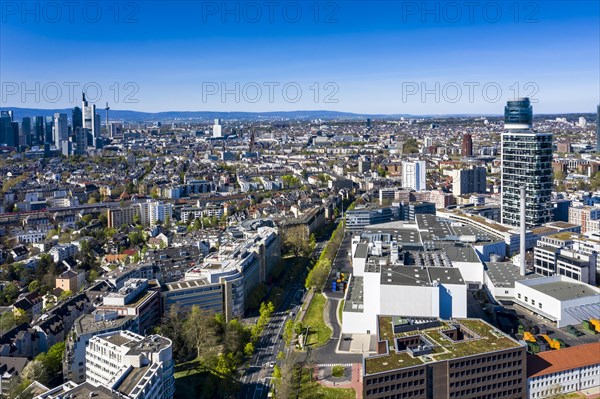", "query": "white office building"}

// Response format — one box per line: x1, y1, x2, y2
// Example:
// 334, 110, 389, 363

212, 118, 222, 138
86, 330, 174, 399
53, 113, 68, 149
